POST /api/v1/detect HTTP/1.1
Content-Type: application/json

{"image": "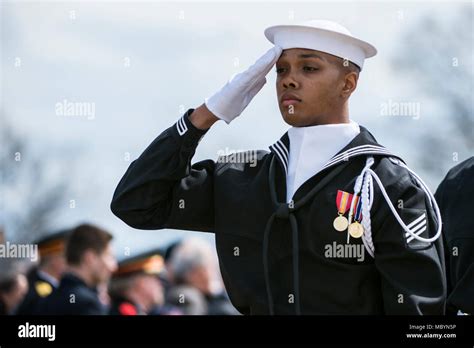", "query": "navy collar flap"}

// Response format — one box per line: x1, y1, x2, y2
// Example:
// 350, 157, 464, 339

269, 126, 405, 175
